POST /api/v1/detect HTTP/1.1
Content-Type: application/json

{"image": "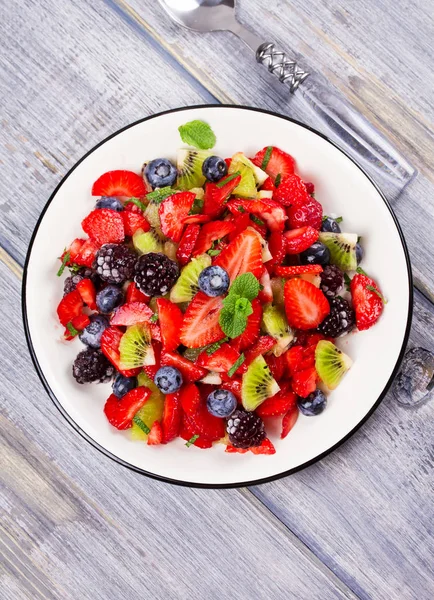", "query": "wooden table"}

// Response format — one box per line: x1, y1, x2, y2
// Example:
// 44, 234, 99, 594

1, 1, 433, 598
